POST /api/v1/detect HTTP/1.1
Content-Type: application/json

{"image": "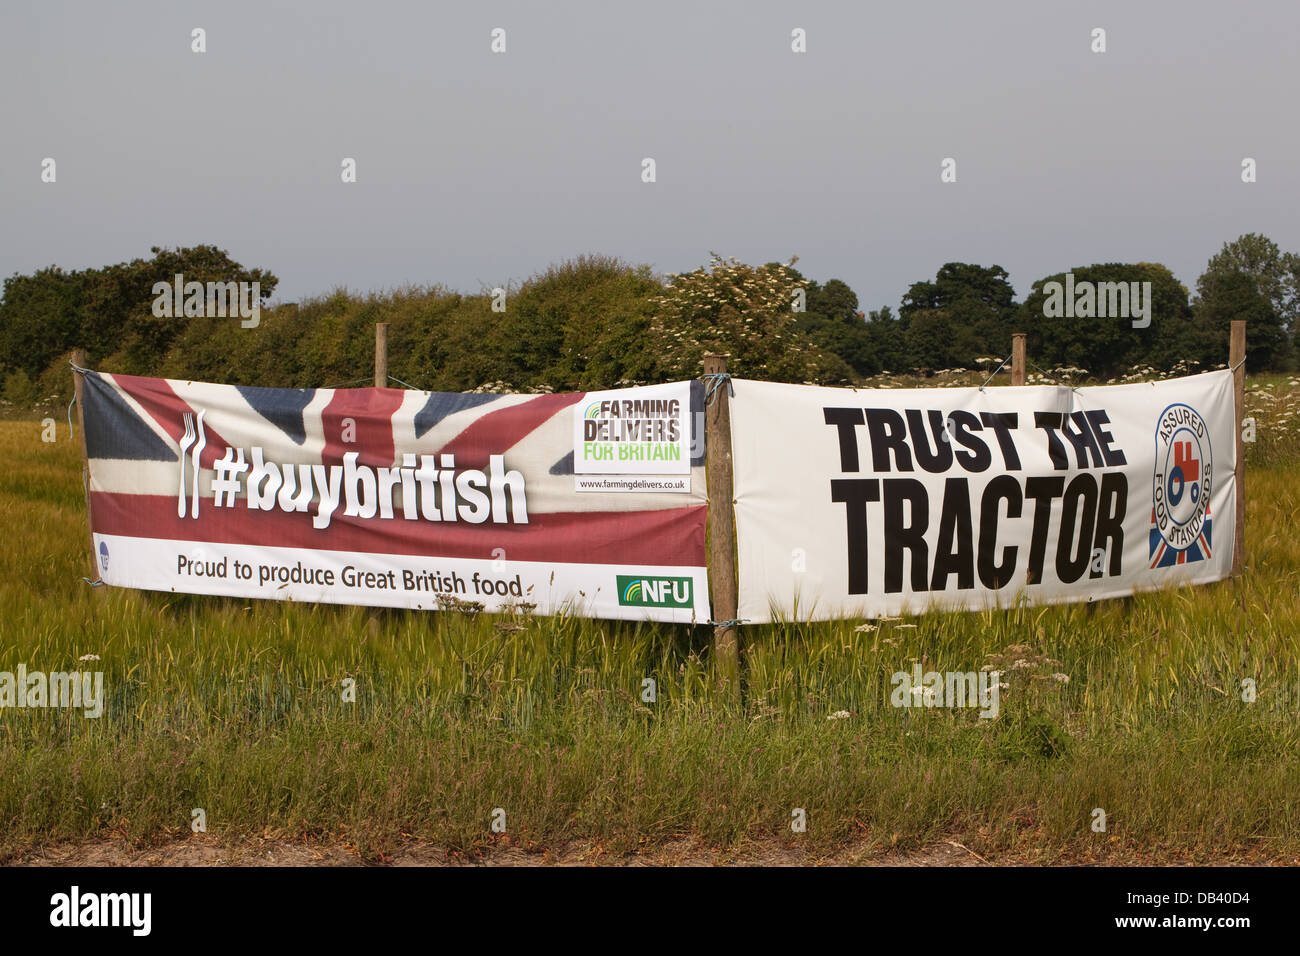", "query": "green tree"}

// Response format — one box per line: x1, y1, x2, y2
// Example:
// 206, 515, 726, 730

1199, 234, 1299, 330
648, 254, 848, 383
0, 245, 278, 384
1193, 234, 1297, 370
864, 305, 907, 373
899, 263, 1018, 372
791, 276, 877, 377
90, 245, 277, 375
493, 255, 660, 390
2, 368, 38, 406
0, 266, 83, 379
1194, 269, 1284, 371
1020, 262, 1192, 378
